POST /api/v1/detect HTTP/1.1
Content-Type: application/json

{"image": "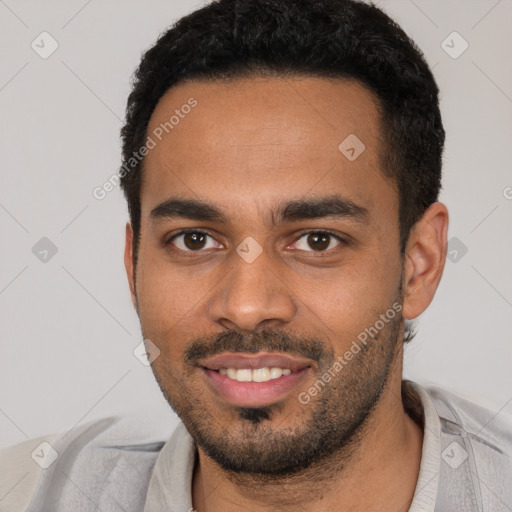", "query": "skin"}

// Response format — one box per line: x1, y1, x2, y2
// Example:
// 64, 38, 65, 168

124, 76, 448, 511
